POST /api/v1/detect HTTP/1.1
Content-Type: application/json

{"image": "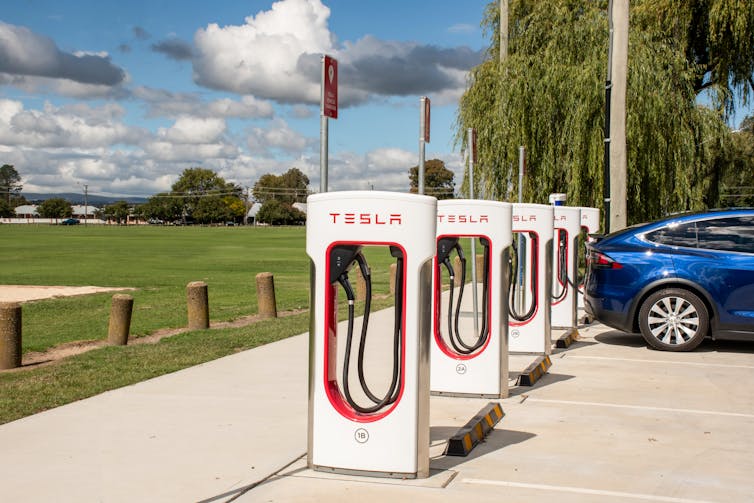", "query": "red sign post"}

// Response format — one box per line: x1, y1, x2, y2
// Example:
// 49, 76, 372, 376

322, 55, 338, 119
422, 97, 430, 143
